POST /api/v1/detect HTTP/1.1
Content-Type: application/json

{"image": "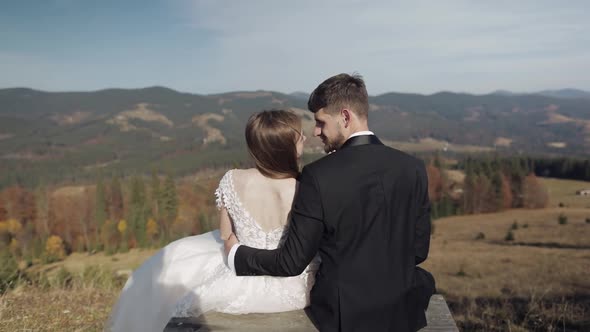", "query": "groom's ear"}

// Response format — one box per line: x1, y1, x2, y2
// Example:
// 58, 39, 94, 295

340, 109, 351, 128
